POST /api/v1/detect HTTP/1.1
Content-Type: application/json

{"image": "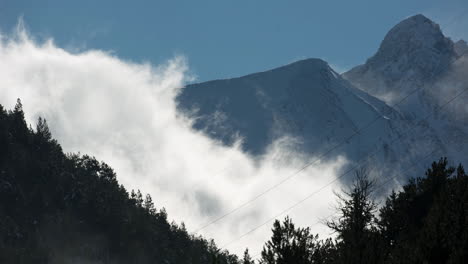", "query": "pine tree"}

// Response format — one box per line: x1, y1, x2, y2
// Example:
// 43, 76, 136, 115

378, 158, 468, 263
36, 117, 52, 141
242, 248, 254, 264
10, 98, 28, 141
144, 194, 156, 215
327, 169, 381, 264
260, 216, 323, 264
136, 190, 144, 207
